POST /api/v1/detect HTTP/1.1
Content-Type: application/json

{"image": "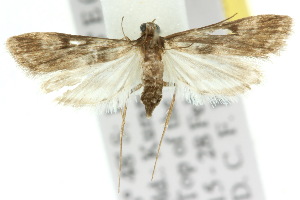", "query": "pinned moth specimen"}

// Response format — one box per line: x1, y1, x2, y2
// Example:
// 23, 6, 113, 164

7, 14, 292, 191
